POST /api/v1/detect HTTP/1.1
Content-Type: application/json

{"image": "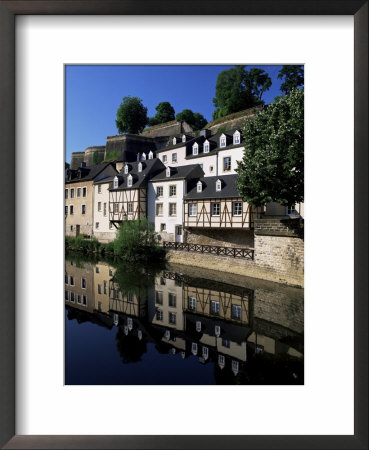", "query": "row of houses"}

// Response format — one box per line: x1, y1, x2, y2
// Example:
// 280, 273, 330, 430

65, 124, 303, 245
